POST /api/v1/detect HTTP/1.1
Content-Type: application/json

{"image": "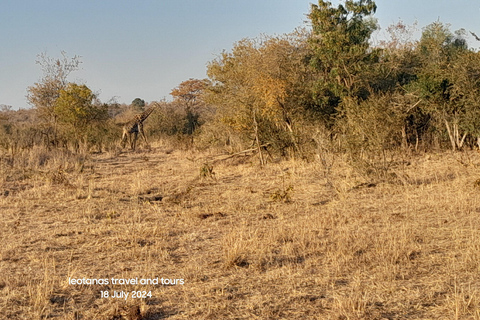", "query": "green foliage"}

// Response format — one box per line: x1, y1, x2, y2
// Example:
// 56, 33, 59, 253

27, 52, 81, 123
18, 3, 480, 160
26, 52, 85, 148
55, 84, 96, 127
53, 83, 109, 150
418, 22, 467, 60
205, 2, 480, 161
308, 0, 378, 117
410, 22, 477, 149
414, 22, 469, 107
24, 52, 118, 152
450, 51, 480, 137
131, 98, 145, 111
